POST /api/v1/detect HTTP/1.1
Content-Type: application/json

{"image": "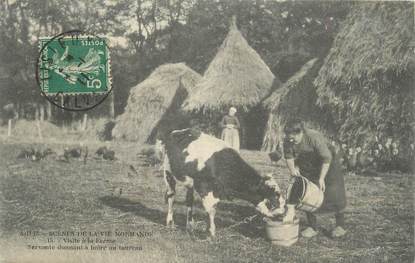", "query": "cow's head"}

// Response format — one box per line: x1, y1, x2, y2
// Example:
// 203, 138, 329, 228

255, 174, 286, 217
168, 128, 202, 150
